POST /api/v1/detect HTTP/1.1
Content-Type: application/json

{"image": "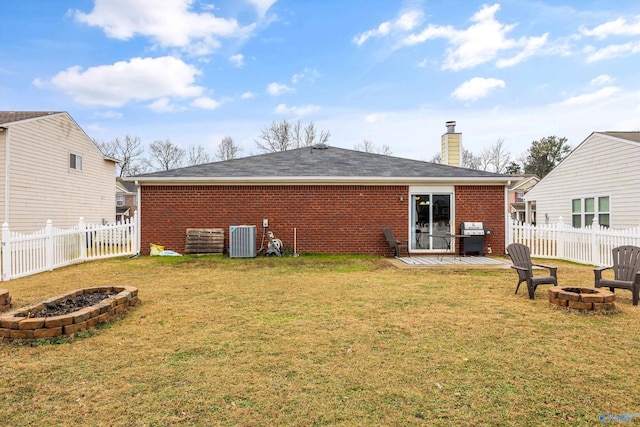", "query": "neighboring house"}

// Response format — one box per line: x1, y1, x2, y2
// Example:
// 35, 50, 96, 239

129, 122, 515, 256
116, 177, 138, 223
524, 131, 640, 229
508, 174, 539, 223
0, 111, 117, 232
